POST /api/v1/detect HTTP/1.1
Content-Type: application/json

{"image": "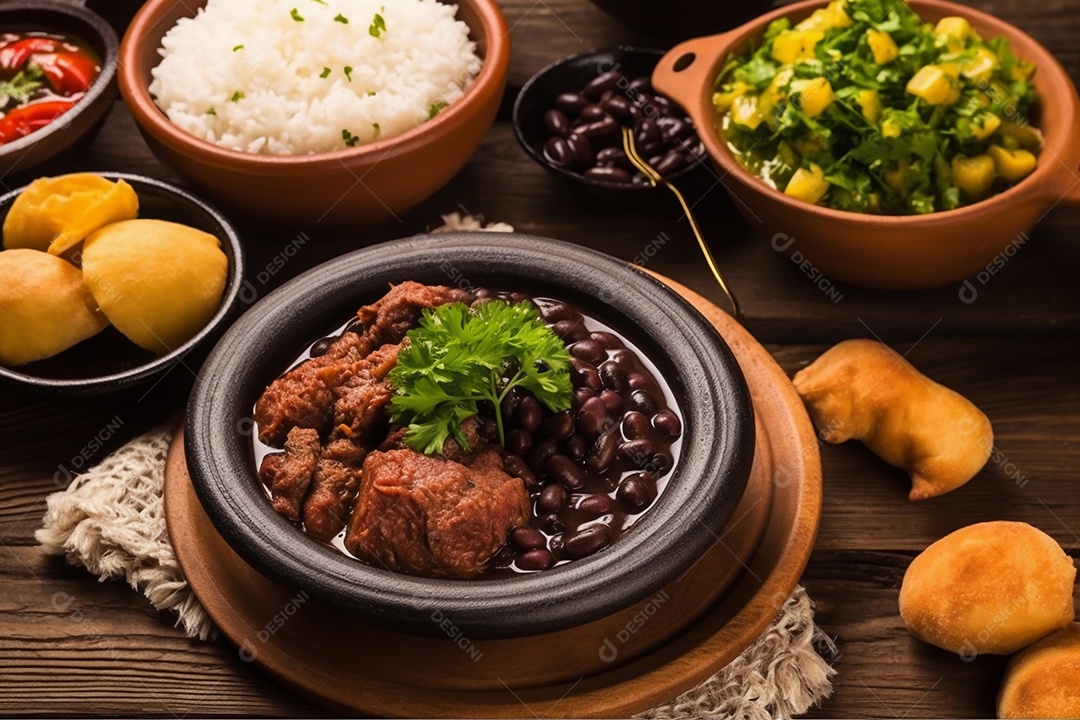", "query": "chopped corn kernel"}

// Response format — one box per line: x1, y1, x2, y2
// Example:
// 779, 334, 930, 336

951, 154, 997, 199
867, 29, 899, 64
906, 65, 960, 105
784, 163, 830, 203
771, 29, 826, 64
987, 145, 1038, 182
